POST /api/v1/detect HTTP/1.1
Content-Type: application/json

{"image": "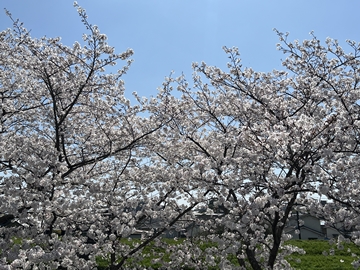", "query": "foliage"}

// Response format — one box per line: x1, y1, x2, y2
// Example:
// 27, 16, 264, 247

1, 2, 360, 269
